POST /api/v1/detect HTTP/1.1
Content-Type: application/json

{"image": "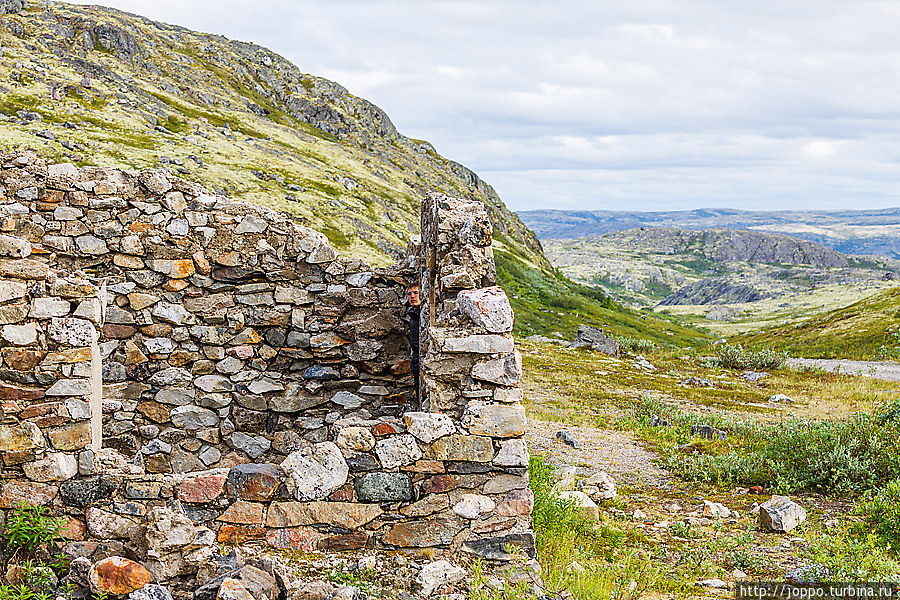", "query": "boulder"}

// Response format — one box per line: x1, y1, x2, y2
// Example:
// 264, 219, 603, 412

416, 560, 466, 596
758, 495, 806, 532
